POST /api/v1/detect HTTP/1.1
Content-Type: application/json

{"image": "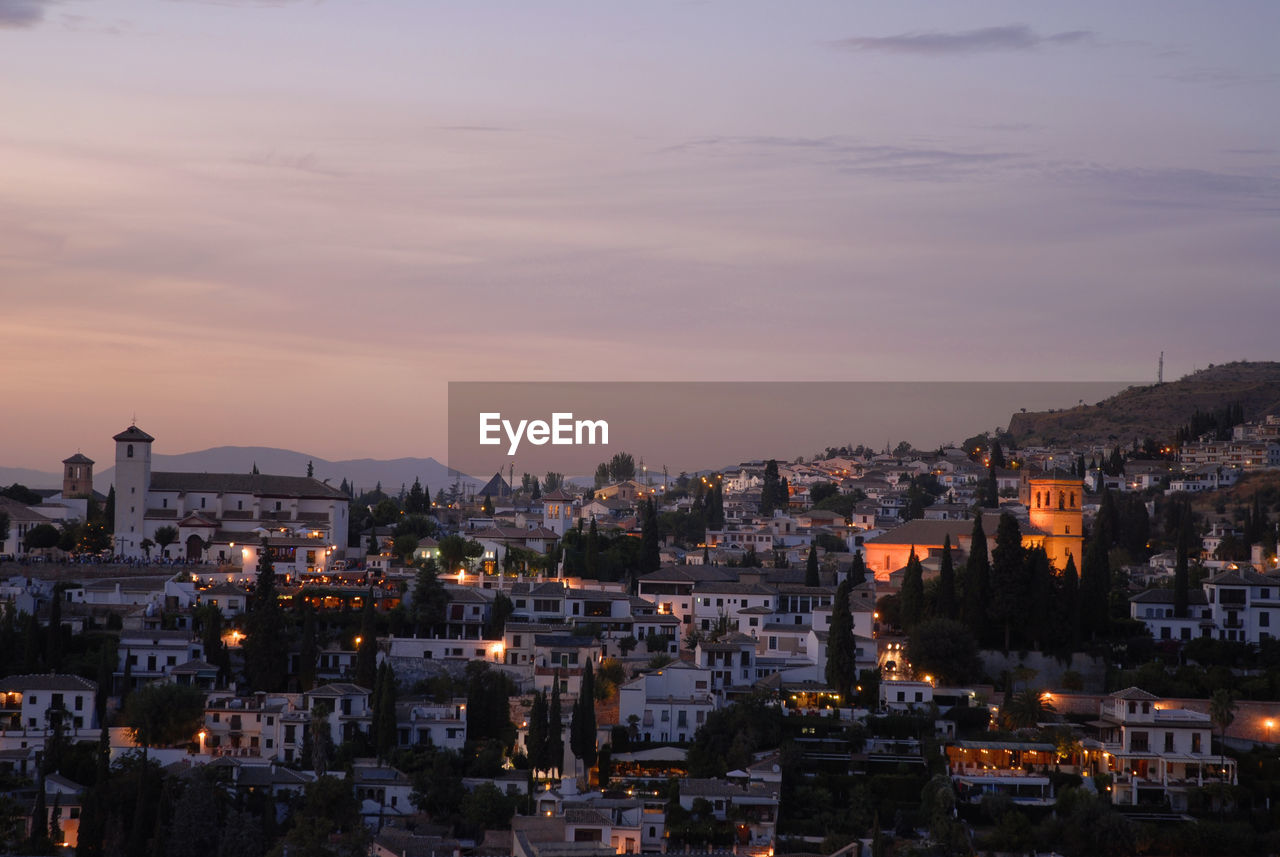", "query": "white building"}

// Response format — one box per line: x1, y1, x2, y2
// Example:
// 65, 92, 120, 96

1094, 687, 1236, 812
110, 425, 349, 563
617, 663, 716, 743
